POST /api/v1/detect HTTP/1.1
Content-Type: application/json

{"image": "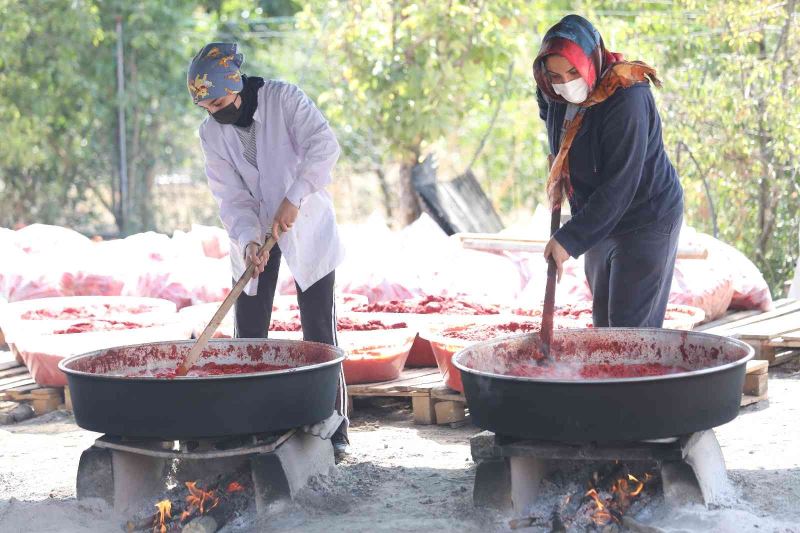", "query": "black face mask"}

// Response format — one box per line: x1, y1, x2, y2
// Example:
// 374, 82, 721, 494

210, 95, 242, 124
